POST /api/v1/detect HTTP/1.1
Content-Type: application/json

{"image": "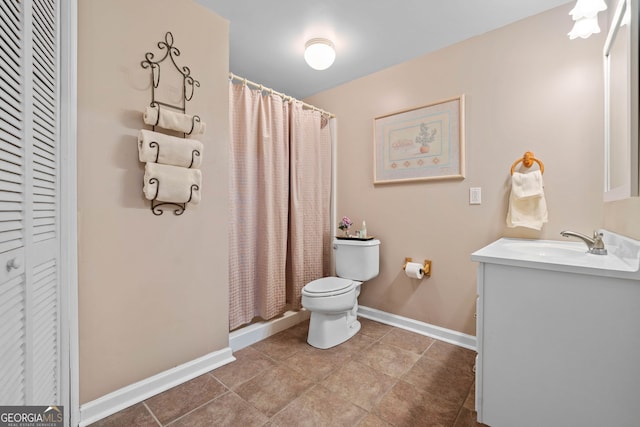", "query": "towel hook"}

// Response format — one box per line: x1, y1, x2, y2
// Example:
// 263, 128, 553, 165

510, 151, 544, 175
